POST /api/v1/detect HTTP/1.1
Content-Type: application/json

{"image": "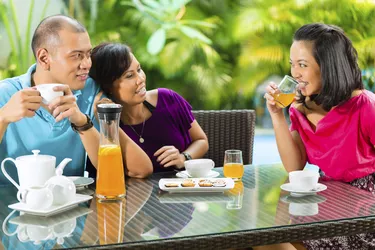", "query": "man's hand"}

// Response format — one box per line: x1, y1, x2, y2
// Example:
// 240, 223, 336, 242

48, 85, 86, 125
0, 88, 42, 124
93, 96, 114, 122
154, 146, 185, 168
